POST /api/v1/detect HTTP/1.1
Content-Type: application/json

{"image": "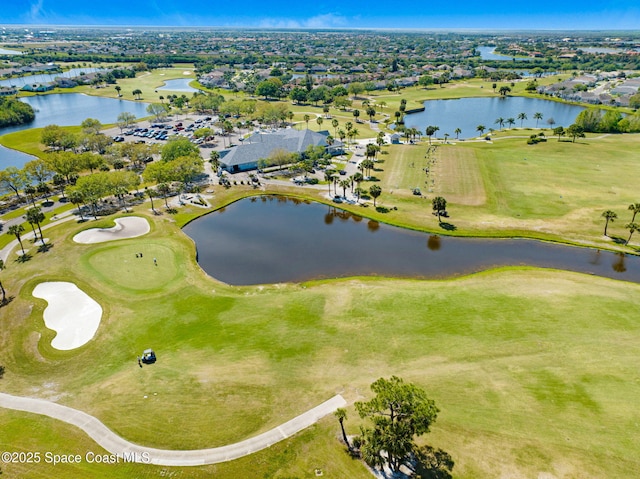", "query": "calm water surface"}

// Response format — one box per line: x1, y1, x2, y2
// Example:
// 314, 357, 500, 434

404, 97, 584, 139
478, 46, 531, 61
0, 68, 102, 88
183, 196, 640, 286
156, 78, 201, 93
0, 144, 35, 169
0, 93, 151, 169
